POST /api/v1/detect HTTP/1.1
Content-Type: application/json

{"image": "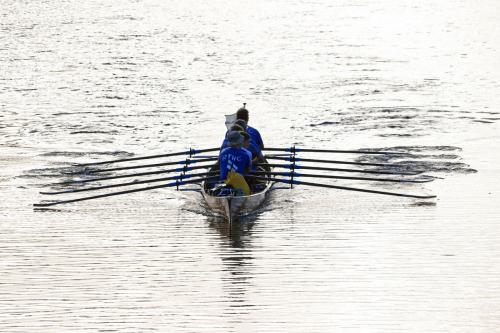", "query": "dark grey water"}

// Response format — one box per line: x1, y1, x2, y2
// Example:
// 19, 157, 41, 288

2, 0, 500, 331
